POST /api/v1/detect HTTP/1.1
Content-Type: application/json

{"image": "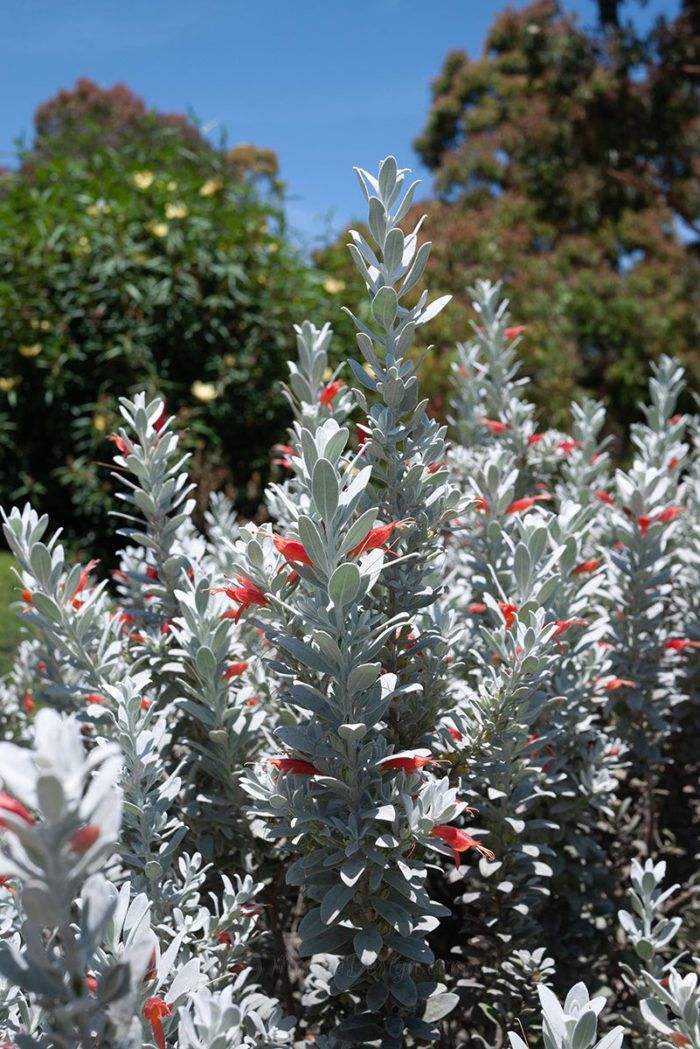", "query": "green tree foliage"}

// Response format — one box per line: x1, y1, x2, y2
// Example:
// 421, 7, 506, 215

318, 0, 699, 431
413, 0, 700, 429
0, 81, 327, 556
